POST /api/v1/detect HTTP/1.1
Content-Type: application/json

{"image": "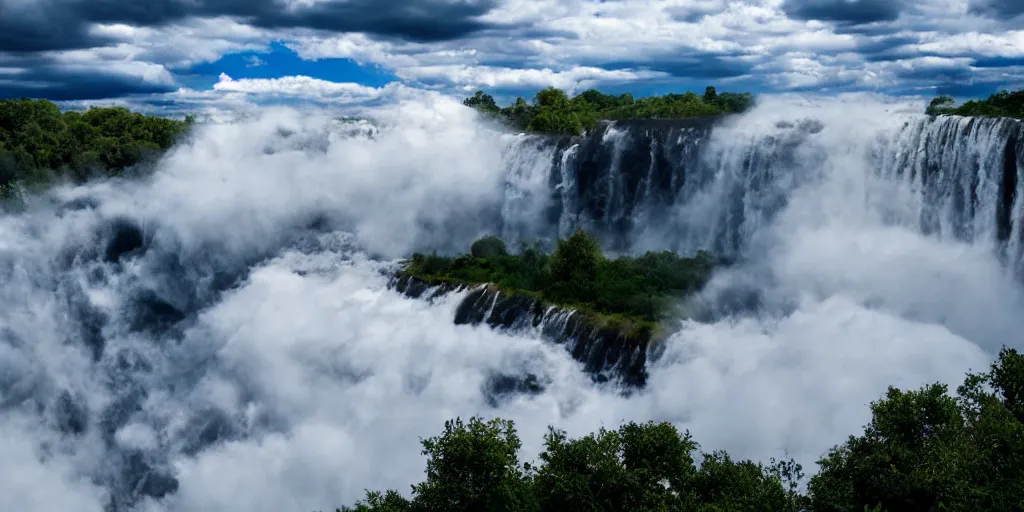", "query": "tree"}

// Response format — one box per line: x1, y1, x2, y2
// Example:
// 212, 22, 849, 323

0, 98, 190, 195
534, 87, 570, 109
410, 417, 537, 512
704, 86, 718, 103
463, 91, 501, 114
339, 490, 411, 512
926, 95, 956, 116
547, 229, 601, 302
338, 417, 798, 512
470, 235, 508, 259
809, 347, 1024, 512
